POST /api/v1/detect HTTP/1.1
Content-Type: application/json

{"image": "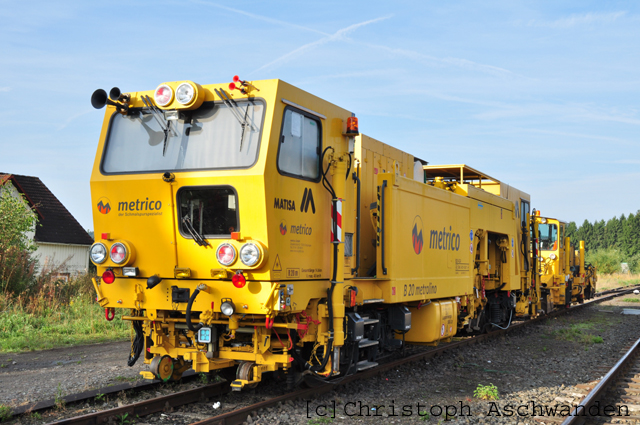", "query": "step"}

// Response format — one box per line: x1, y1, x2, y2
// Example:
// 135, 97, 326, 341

356, 360, 378, 372
359, 339, 379, 348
